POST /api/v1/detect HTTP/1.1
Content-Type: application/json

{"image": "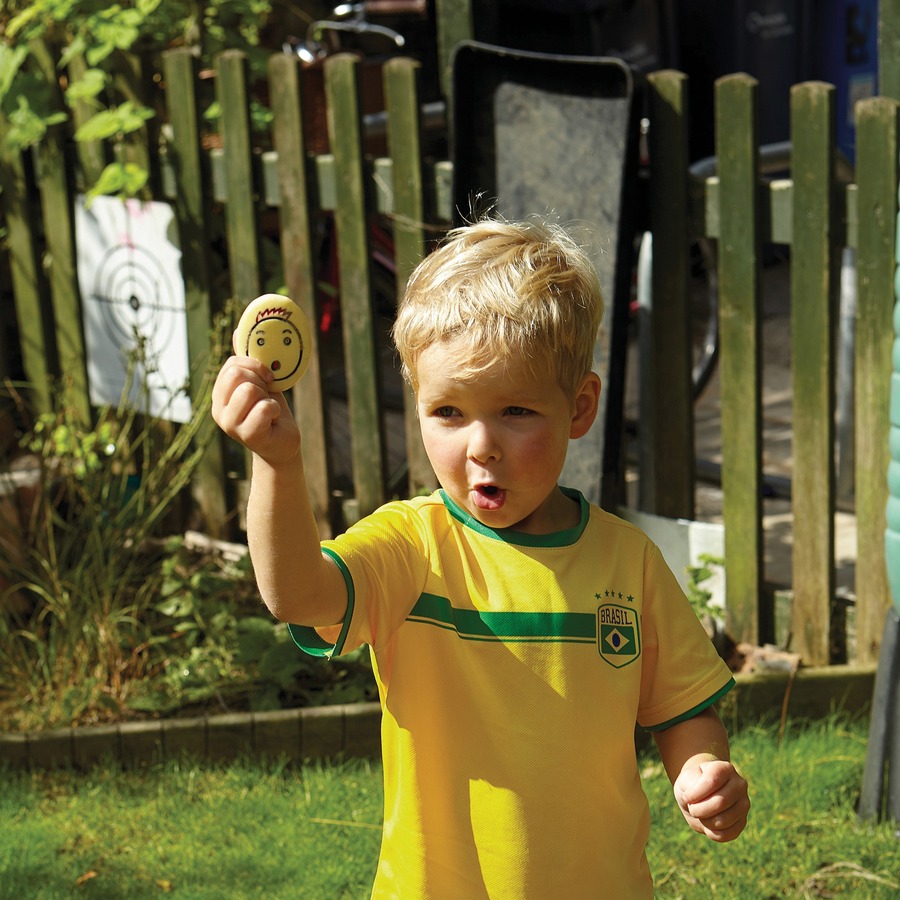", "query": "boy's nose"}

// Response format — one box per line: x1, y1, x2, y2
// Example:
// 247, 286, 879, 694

467, 422, 501, 463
